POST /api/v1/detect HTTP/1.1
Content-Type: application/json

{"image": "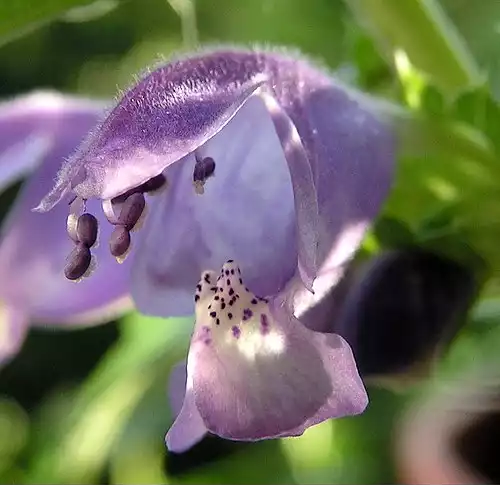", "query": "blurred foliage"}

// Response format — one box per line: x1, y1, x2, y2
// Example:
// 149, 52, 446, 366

1, 0, 500, 484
